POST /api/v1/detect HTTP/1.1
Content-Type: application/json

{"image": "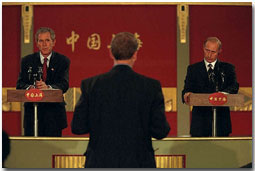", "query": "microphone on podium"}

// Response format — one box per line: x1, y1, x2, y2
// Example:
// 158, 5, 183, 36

28, 66, 32, 82
38, 67, 43, 81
